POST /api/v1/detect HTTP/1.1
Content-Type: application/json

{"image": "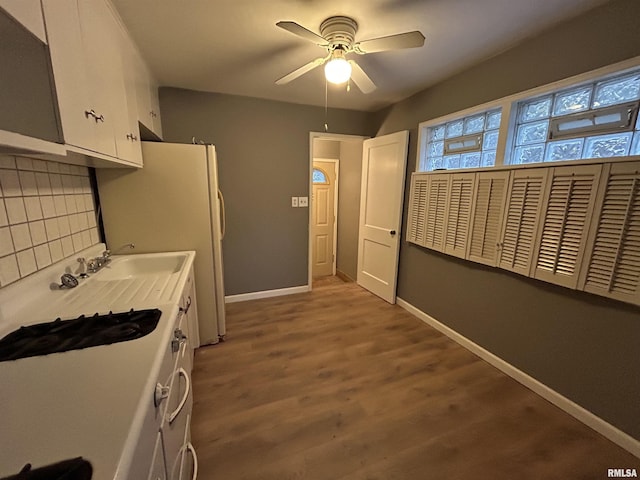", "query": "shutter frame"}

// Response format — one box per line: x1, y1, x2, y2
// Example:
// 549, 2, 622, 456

424, 173, 451, 252
498, 169, 549, 276
532, 164, 602, 289
407, 173, 429, 246
579, 161, 640, 304
443, 172, 476, 258
467, 170, 510, 266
